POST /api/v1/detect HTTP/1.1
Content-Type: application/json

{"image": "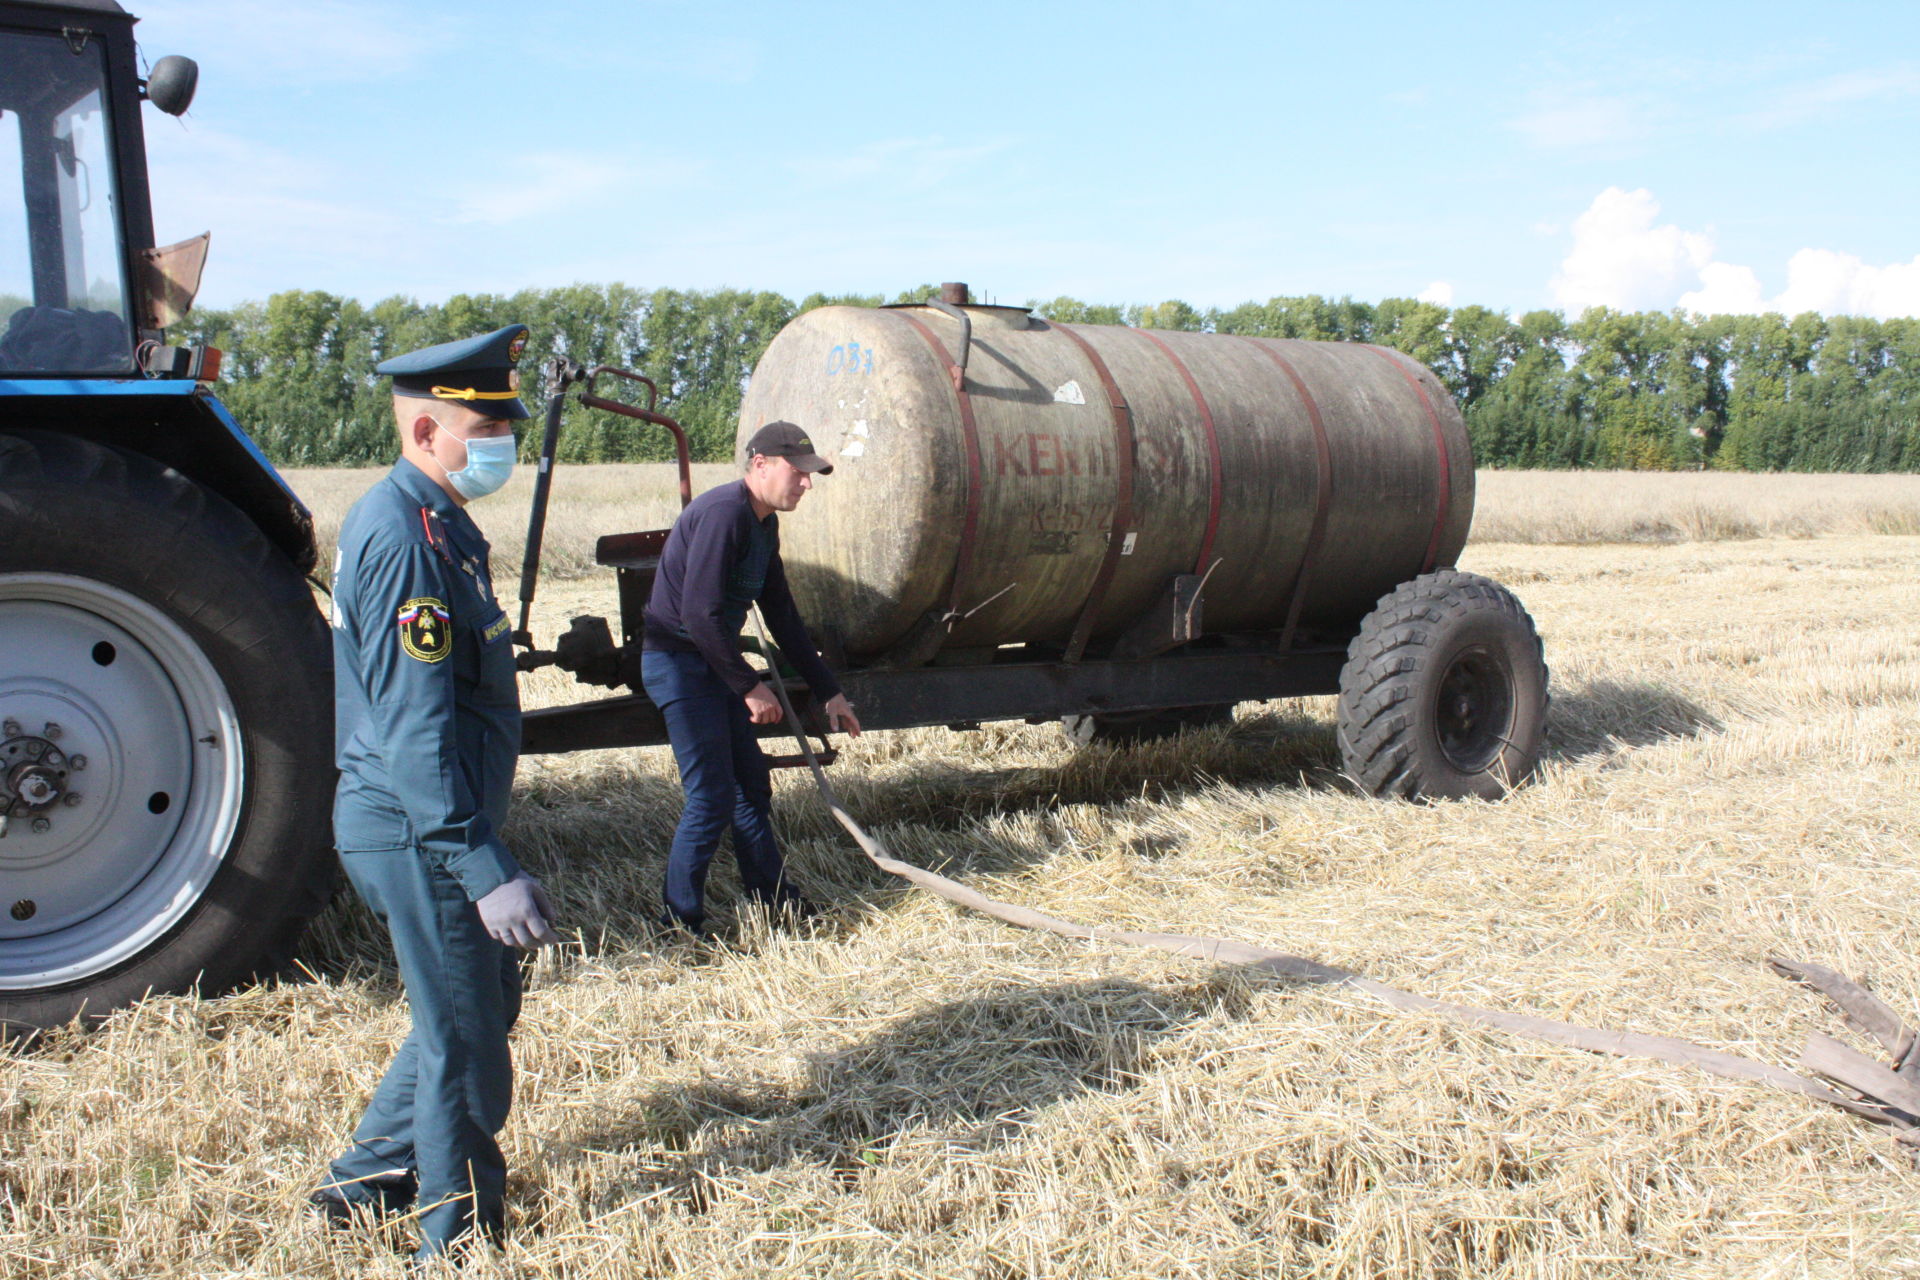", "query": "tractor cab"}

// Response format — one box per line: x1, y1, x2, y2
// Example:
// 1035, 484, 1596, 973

0, 2, 337, 1042
0, 0, 200, 378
